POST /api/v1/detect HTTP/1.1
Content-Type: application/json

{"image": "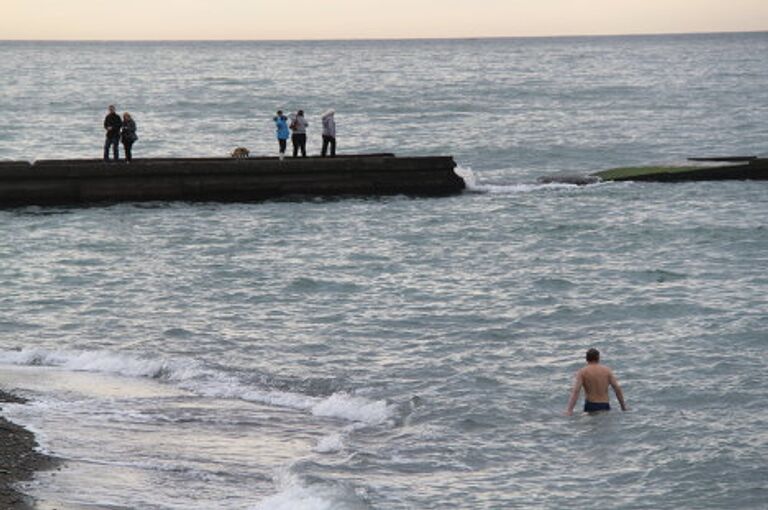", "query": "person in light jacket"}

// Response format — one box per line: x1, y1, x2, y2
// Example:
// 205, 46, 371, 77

273, 110, 290, 159
120, 112, 138, 163
321, 109, 336, 157
289, 110, 308, 157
